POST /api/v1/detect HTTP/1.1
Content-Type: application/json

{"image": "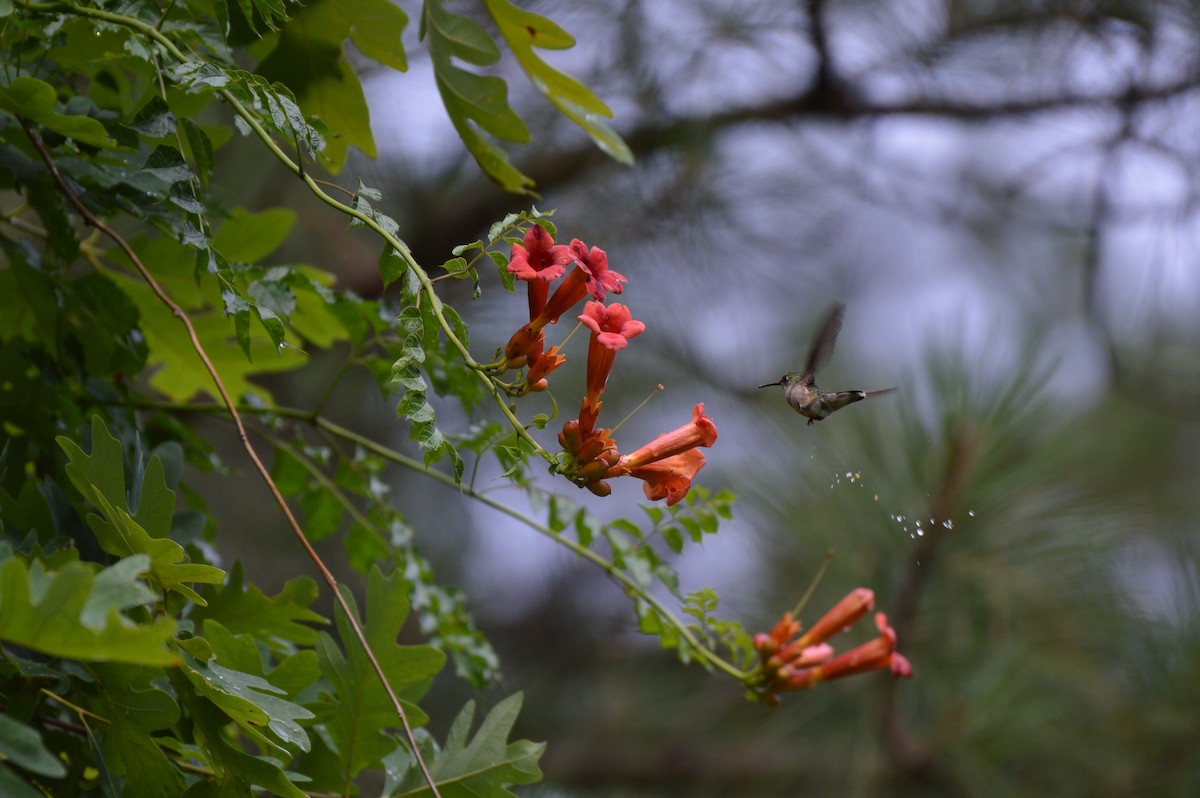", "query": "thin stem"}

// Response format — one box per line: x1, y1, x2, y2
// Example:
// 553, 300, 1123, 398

311, 177, 357, 198
142, 398, 751, 682
21, 122, 441, 797
310, 342, 361, 418
261, 430, 378, 536
318, 417, 748, 680
558, 319, 585, 350
610, 383, 663, 435
40, 689, 110, 725
790, 549, 835, 617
